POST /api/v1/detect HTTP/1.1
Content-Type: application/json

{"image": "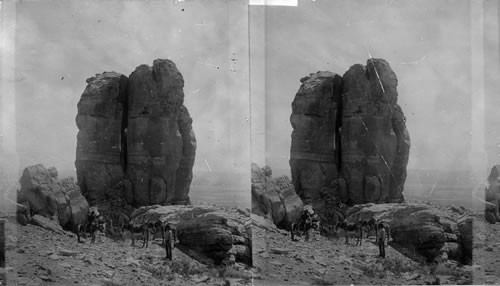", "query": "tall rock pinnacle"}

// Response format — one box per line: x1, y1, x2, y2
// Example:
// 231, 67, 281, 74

75, 59, 196, 207
290, 58, 410, 208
